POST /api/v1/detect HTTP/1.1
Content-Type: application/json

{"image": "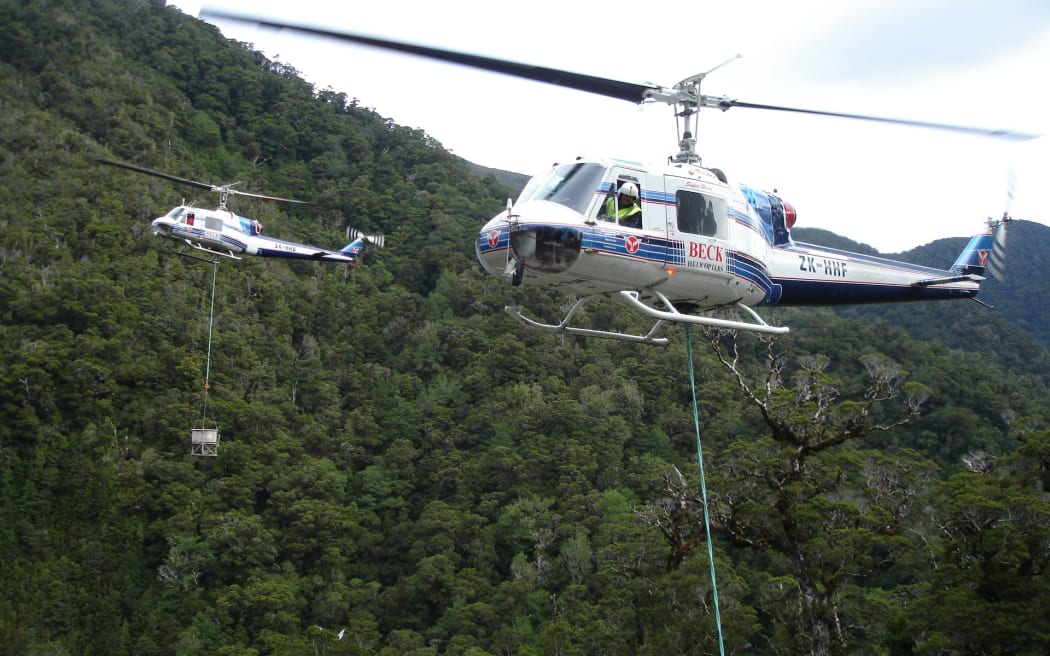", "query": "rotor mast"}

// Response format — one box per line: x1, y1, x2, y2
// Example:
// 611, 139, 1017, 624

216, 184, 238, 210
644, 55, 742, 165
